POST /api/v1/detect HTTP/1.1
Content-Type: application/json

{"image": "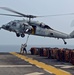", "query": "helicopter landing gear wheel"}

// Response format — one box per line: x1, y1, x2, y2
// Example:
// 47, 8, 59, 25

64, 42, 67, 44
16, 33, 20, 37
63, 39, 67, 44
21, 34, 25, 38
